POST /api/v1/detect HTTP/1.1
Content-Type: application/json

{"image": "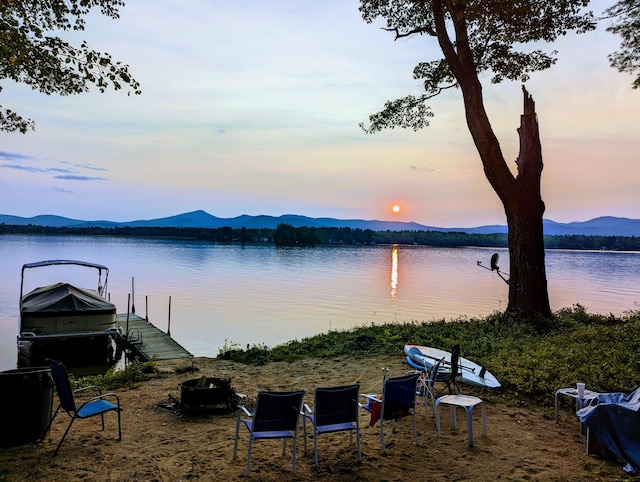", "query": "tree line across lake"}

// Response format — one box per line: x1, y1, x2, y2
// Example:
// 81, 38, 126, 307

1, 223, 639, 251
